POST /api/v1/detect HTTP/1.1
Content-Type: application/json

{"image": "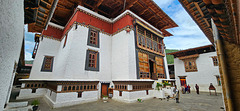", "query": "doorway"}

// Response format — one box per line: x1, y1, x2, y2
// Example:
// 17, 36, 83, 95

180, 77, 187, 86
101, 83, 109, 98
